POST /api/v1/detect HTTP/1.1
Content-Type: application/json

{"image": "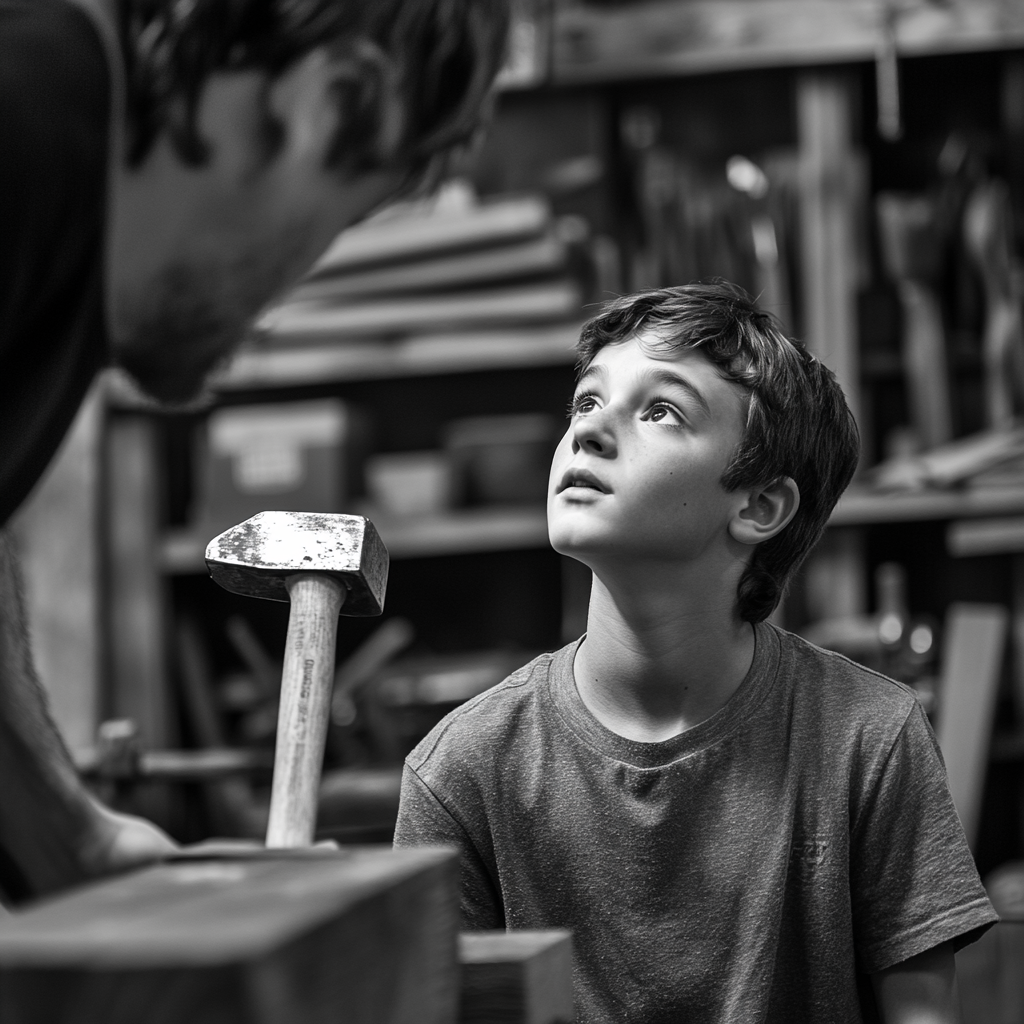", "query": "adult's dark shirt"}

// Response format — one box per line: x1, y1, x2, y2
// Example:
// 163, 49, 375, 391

0, 0, 110, 527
